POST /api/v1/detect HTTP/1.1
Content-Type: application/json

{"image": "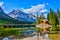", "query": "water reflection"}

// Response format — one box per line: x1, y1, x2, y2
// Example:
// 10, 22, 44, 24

2, 27, 37, 40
